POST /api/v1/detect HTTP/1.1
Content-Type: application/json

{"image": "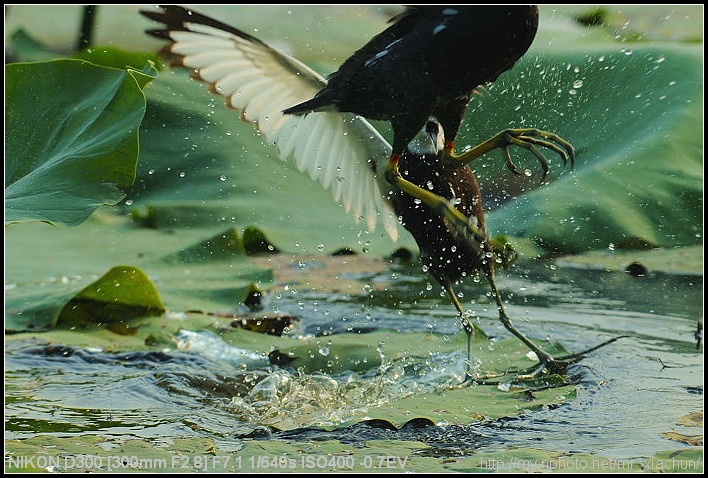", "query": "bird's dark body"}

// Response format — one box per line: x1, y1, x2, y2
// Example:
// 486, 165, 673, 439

284, 5, 539, 152
395, 150, 486, 287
